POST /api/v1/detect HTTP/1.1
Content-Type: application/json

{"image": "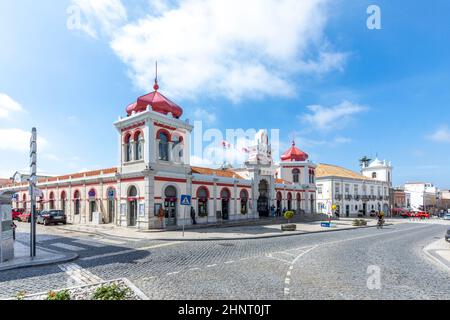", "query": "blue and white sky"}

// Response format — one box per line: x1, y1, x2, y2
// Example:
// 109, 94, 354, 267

1, 0, 449, 188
